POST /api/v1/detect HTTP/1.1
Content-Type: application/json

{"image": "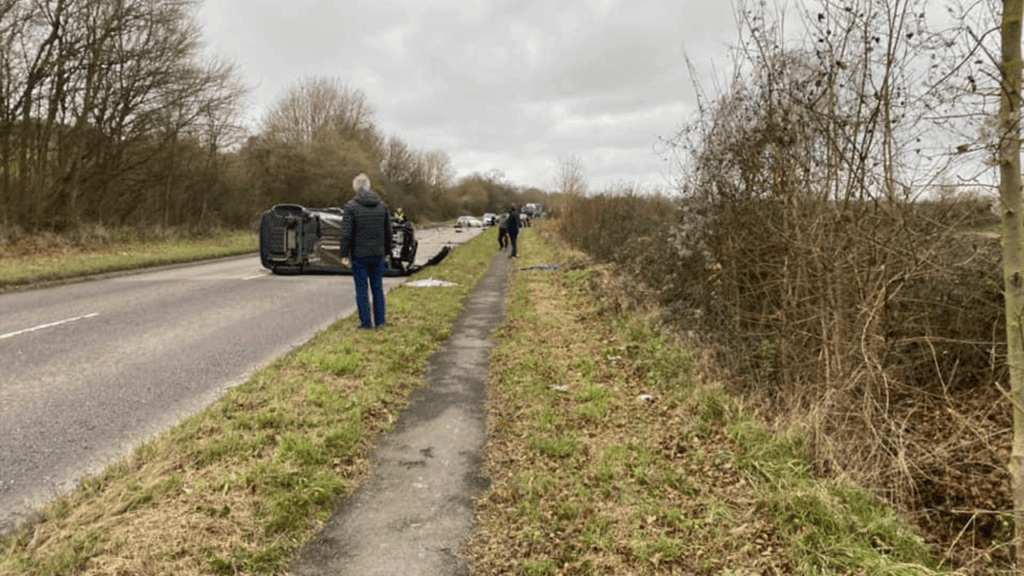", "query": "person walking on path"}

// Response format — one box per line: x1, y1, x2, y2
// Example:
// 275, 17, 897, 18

496, 211, 509, 251
339, 173, 392, 329
506, 205, 521, 259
